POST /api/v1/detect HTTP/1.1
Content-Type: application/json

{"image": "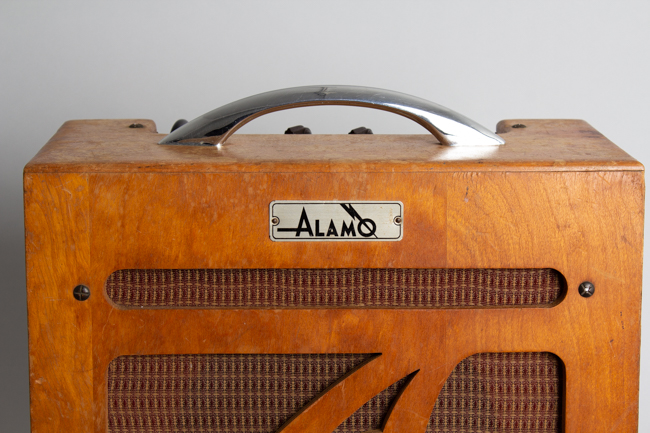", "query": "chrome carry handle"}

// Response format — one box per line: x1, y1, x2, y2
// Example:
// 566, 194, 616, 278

159, 85, 505, 147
